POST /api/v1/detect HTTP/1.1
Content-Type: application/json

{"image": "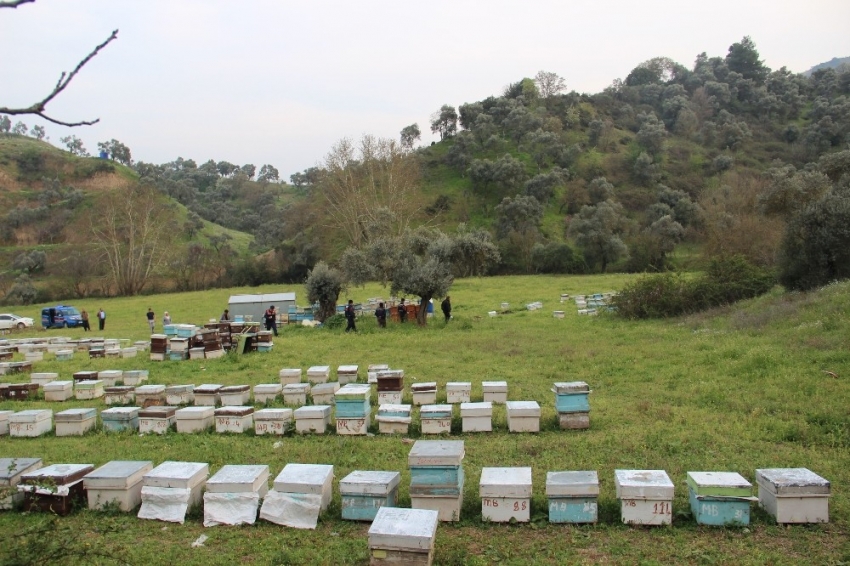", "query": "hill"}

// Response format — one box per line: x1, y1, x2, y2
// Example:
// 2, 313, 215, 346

804, 56, 850, 76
